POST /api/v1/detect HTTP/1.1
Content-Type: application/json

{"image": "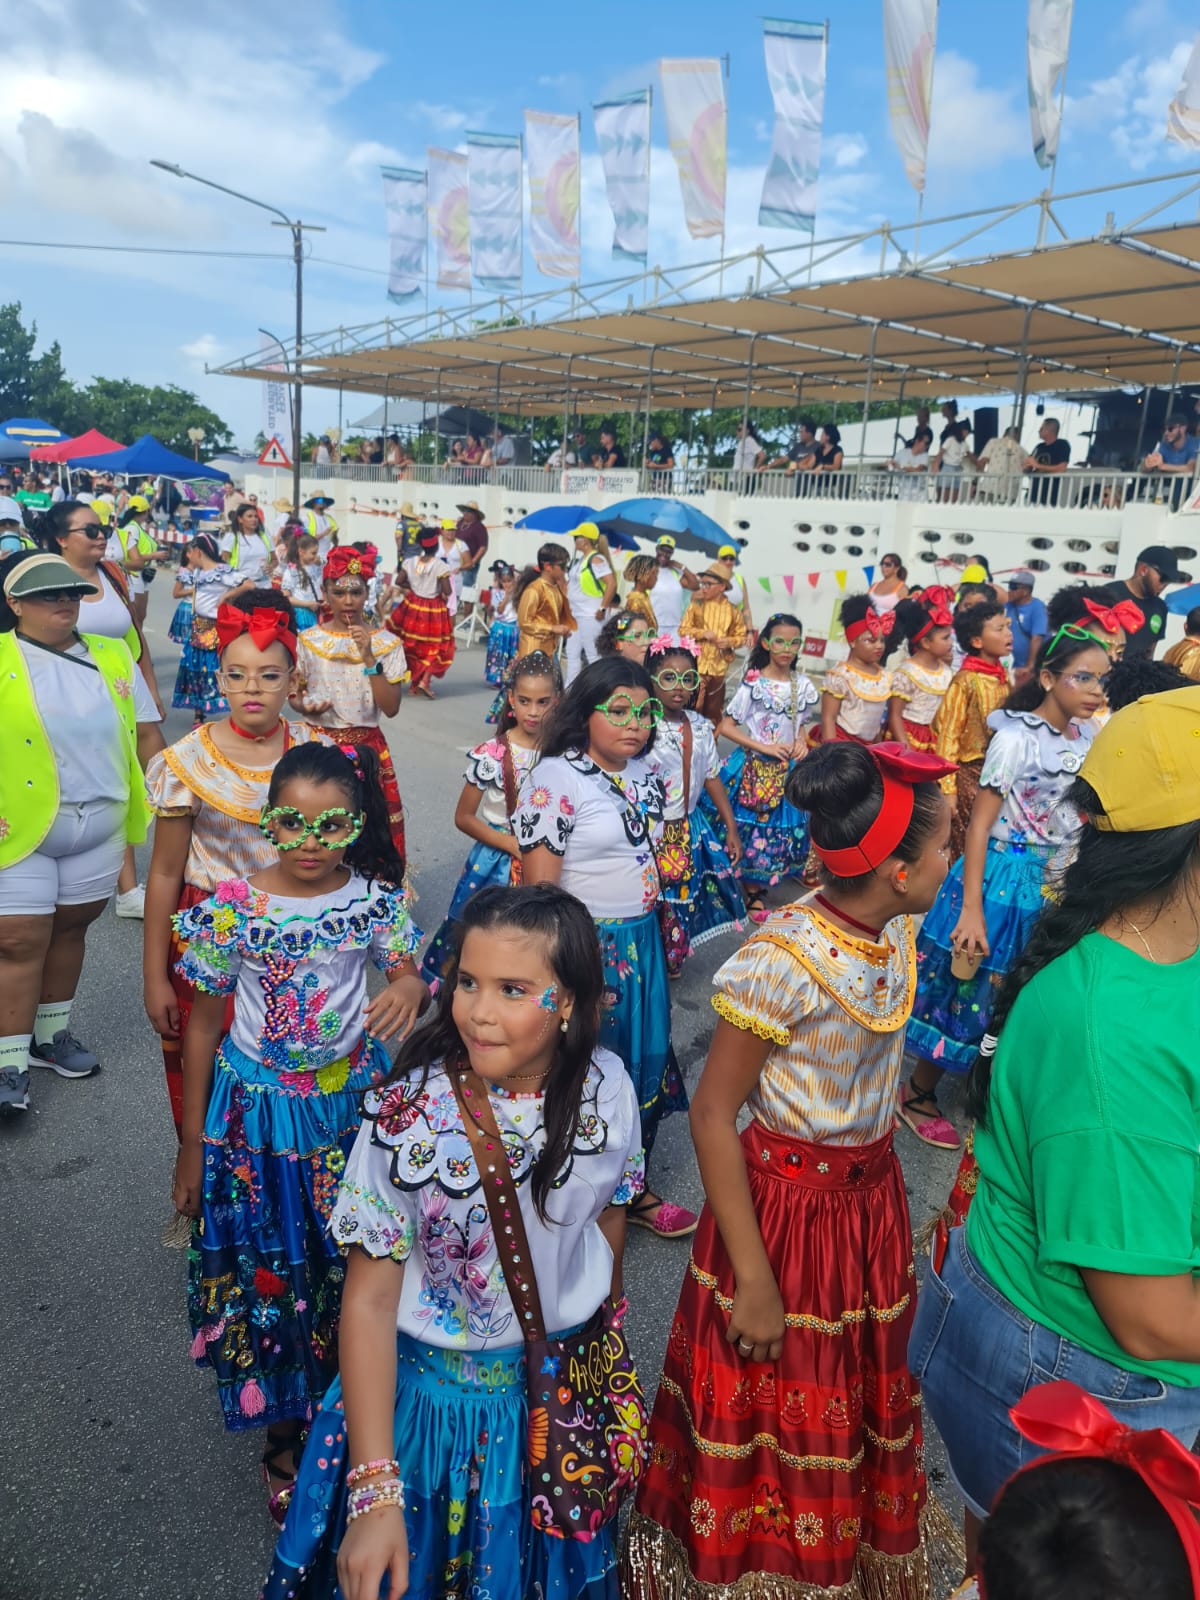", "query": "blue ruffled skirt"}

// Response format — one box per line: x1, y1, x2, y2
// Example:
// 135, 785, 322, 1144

486, 616, 519, 685
661, 808, 745, 957
420, 837, 517, 985
168, 598, 193, 644
187, 1035, 387, 1431
172, 619, 227, 716
709, 747, 810, 889
596, 911, 686, 1153
293, 605, 319, 631
906, 838, 1052, 1073
261, 1331, 617, 1600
